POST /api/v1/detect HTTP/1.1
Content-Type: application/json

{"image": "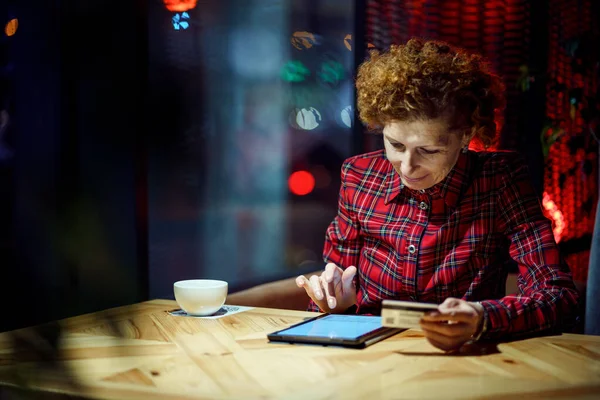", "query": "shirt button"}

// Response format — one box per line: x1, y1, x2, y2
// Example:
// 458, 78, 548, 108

408, 244, 416, 254
419, 201, 428, 210
419, 189, 425, 193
